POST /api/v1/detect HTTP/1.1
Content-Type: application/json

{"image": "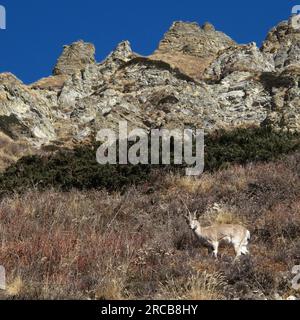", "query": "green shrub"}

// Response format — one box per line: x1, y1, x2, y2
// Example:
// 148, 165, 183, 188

204, 127, 300, 171
0, 145, 151, 195
0, 127, 299, 195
